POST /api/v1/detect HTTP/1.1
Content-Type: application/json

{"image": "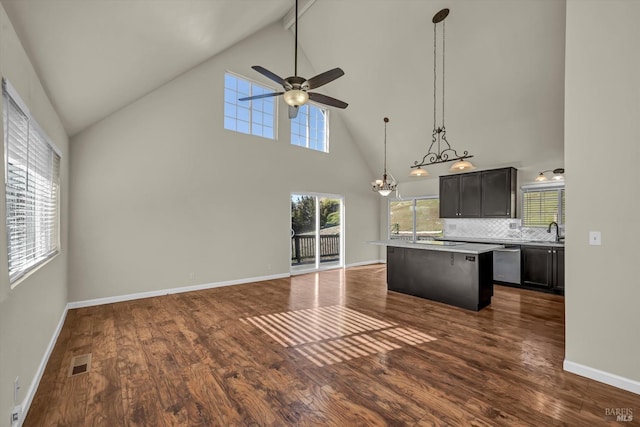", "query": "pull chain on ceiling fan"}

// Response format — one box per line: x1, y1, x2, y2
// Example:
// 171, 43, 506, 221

238, 0, 348, 119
